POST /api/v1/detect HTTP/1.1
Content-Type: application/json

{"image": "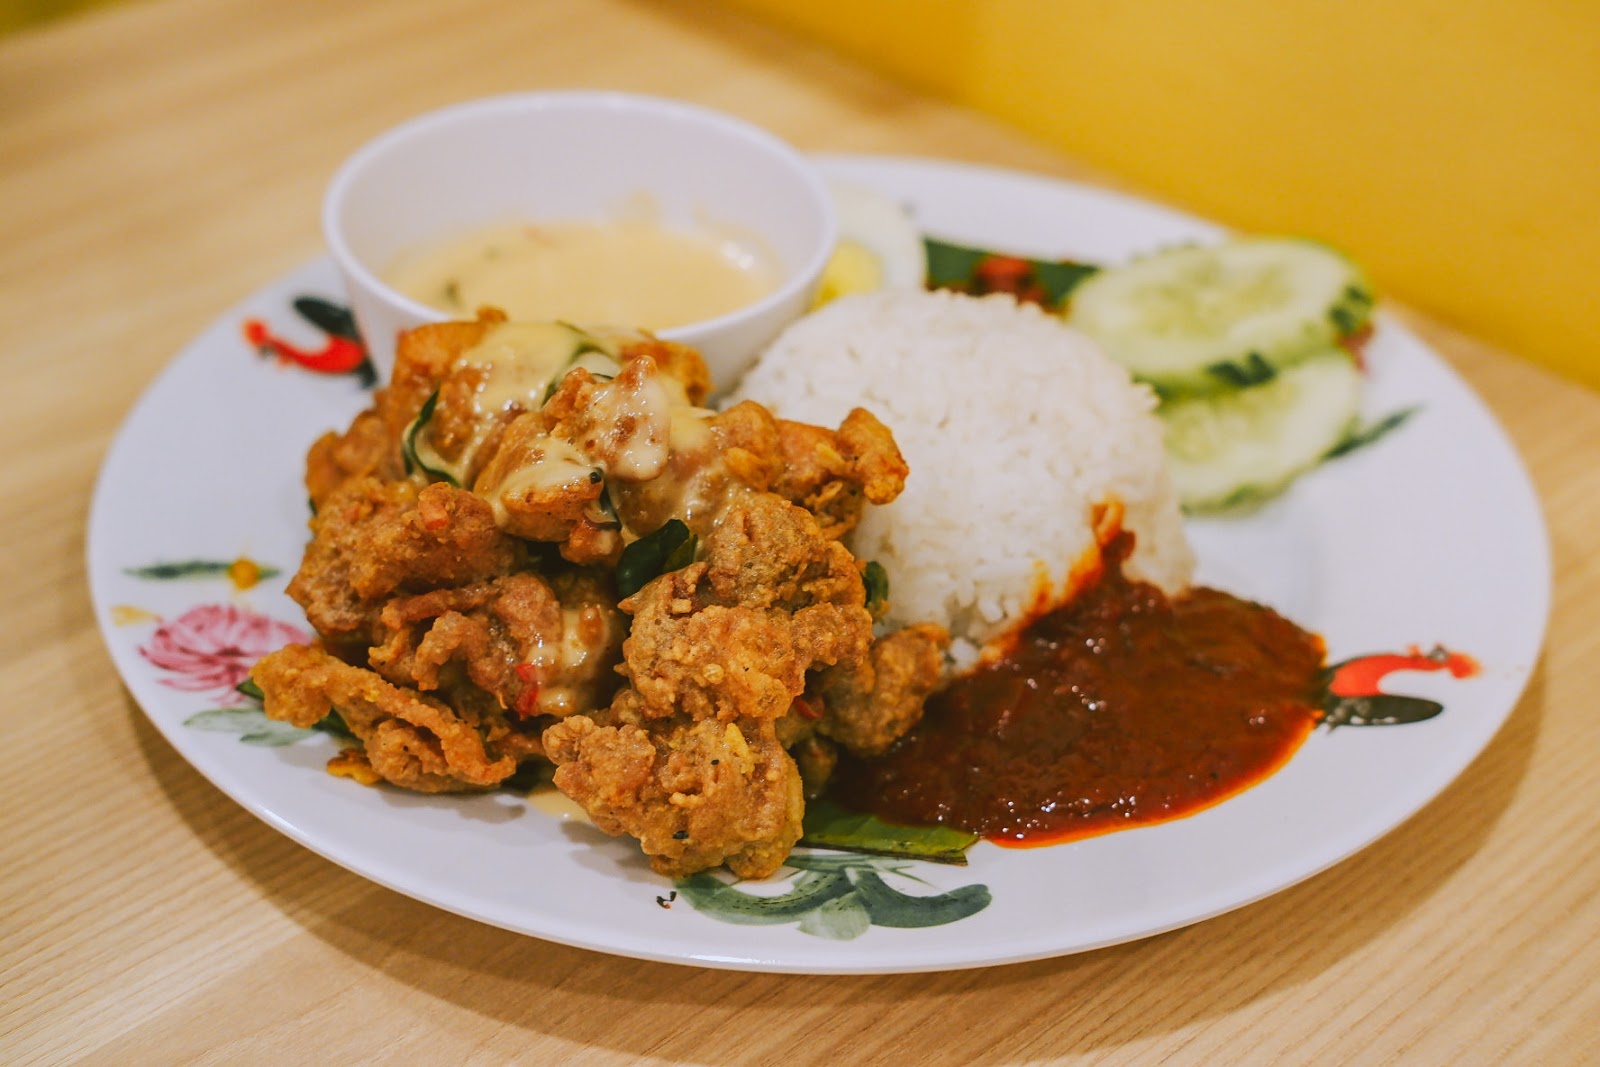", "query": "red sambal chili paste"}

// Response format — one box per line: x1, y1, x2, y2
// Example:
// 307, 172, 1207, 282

827, 532, 1328, 847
